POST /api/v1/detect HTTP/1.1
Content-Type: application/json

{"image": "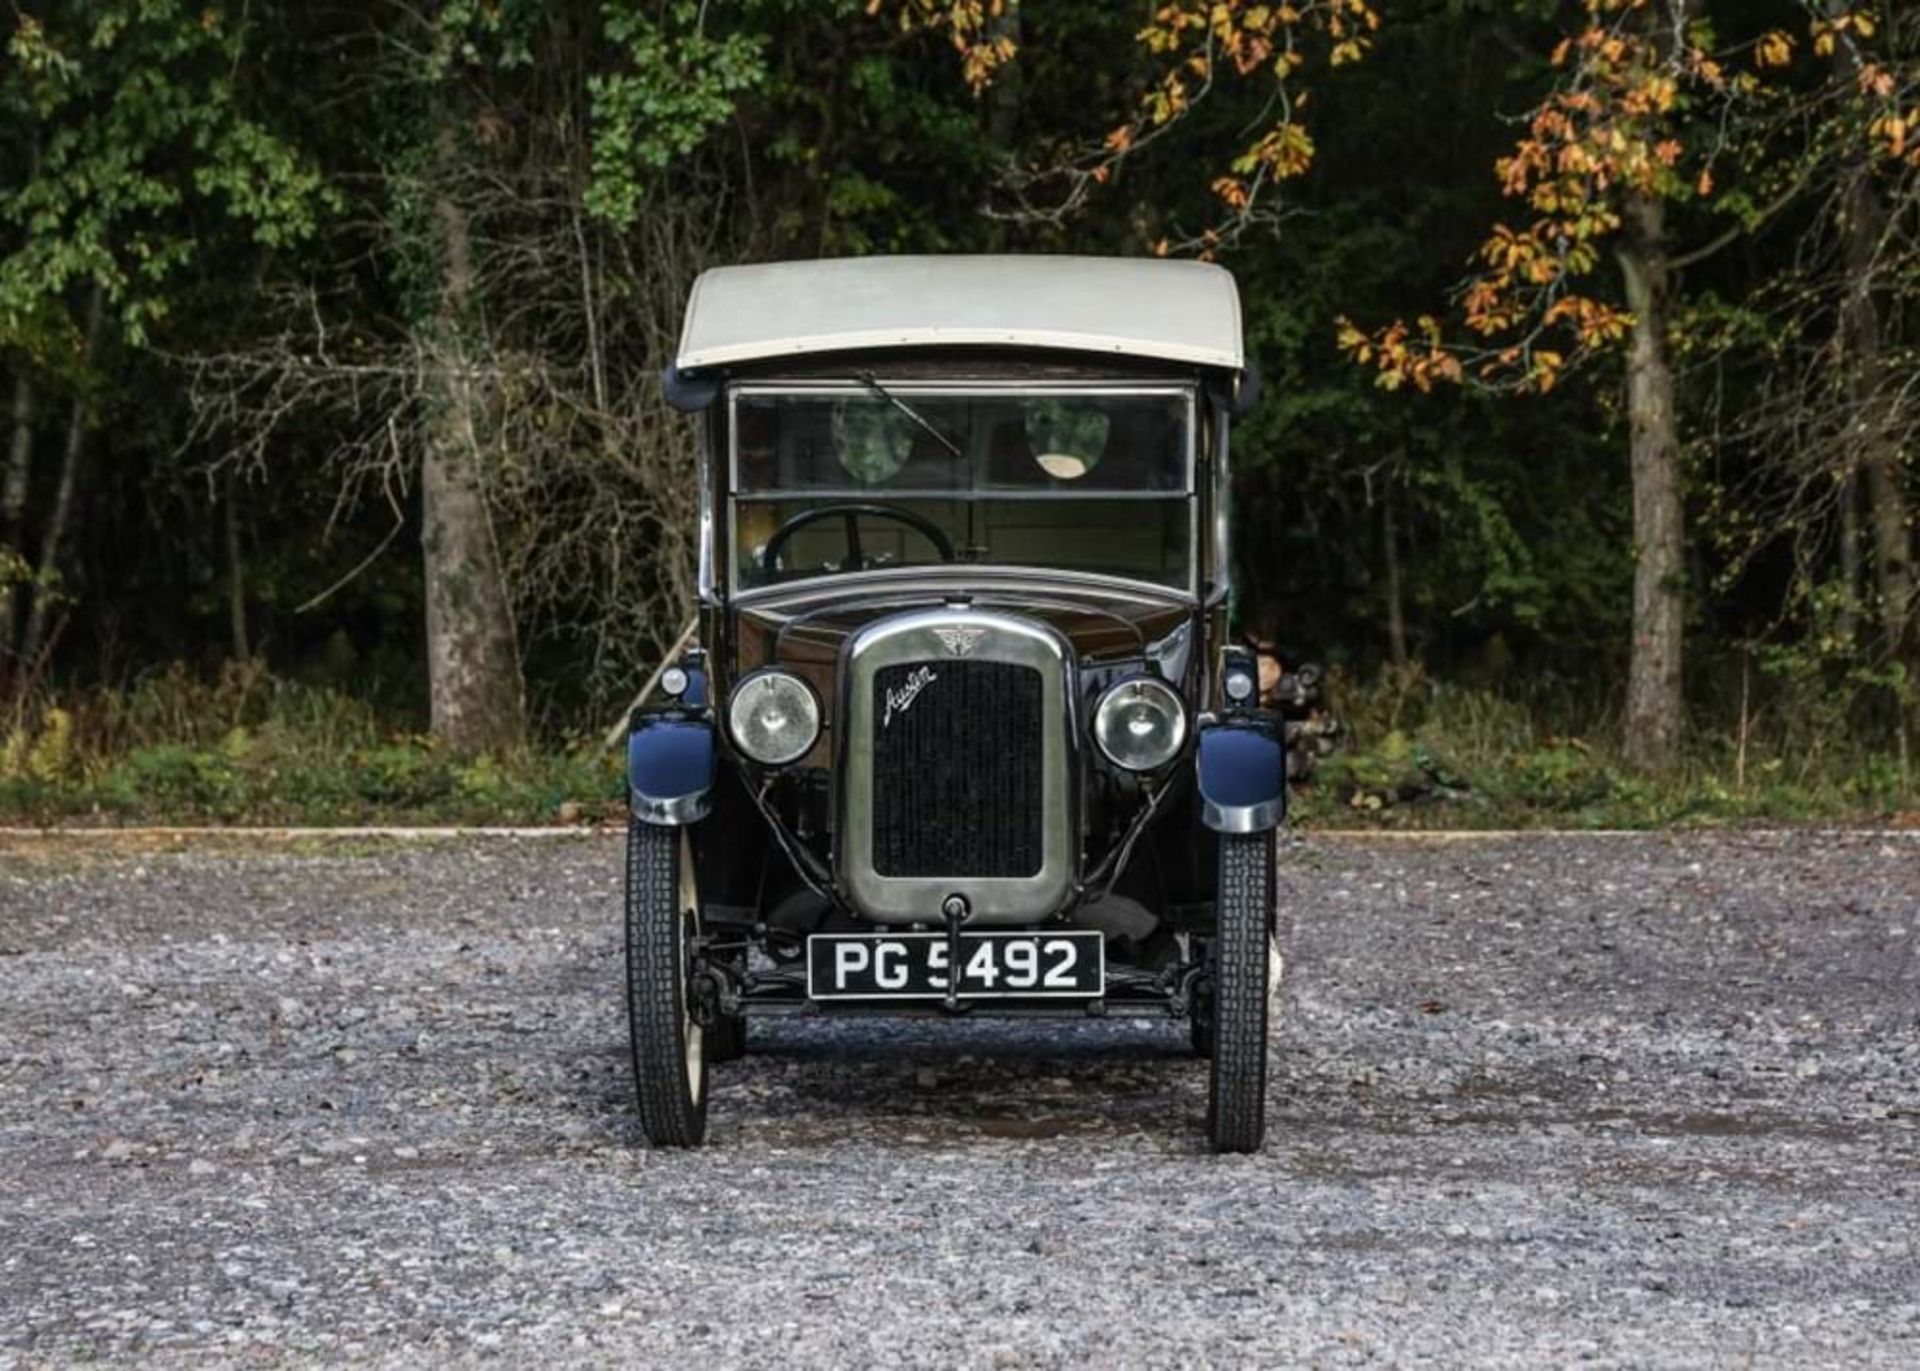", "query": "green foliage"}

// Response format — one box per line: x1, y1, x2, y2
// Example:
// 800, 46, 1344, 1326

0, 657, 1904, 828
1294, 661, 1911, 830
1, 2, 333, 352
0, 0, 1911, 822
0, 664, 622, 824
586, 1, 769, 228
